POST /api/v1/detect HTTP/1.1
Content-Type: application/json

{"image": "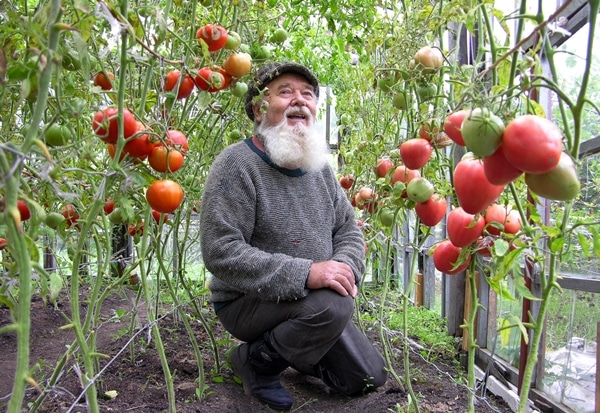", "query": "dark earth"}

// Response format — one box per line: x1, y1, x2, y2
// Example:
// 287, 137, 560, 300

0, 288, 514, 412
